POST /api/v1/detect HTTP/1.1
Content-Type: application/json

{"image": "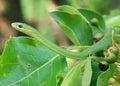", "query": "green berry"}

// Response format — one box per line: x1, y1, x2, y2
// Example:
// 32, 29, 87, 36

94, 33, 103, 42
105, 53, 118, 64
90, 18, 99, 26
108, 46, 119, 55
